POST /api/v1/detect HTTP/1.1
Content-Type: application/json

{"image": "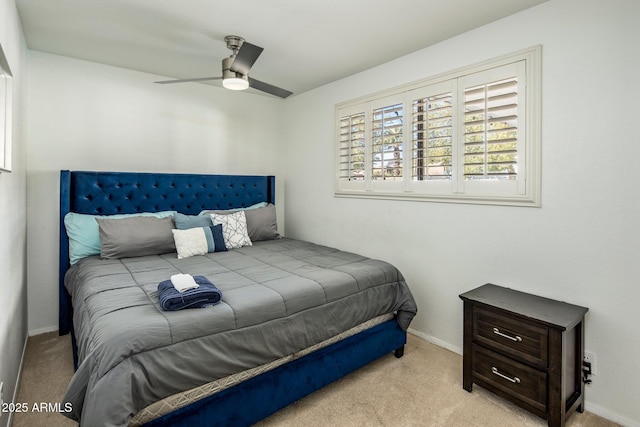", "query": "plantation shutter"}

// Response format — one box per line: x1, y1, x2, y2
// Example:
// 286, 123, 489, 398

463, 76, 519, 181
338, 112, 366, 181
412, 92, 453, 181
371, 103, 403, 181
